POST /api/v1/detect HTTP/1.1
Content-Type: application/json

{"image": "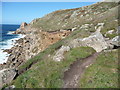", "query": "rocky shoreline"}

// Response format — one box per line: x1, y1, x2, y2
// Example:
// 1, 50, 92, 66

0, 1, 119, 88
0, 22, 72, 87
0, 22, 119, 88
